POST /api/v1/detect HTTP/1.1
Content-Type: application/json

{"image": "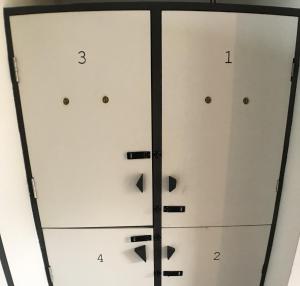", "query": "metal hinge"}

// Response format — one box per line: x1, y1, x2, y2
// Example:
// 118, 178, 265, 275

31, 177, 38, 199
291, 58, 296, 81
13, 57, 19, 83
48, 266, 54, 283
276, 179, 280, 193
